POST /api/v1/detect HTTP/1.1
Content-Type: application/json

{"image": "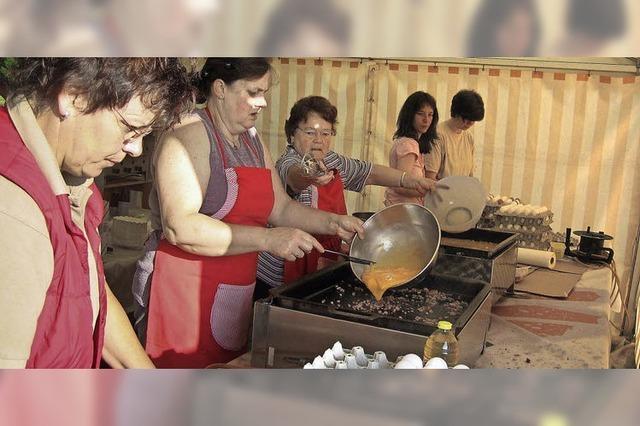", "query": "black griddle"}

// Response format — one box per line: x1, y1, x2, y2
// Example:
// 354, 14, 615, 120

440, 228, 518, 258
270, 261, 491, 337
